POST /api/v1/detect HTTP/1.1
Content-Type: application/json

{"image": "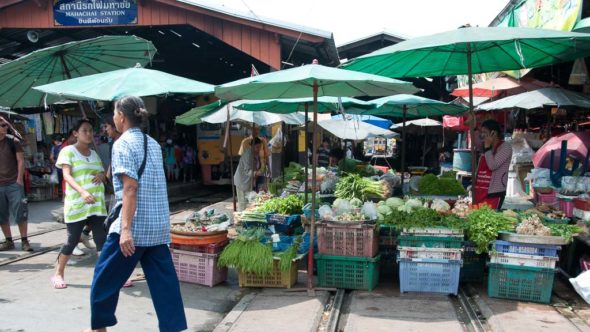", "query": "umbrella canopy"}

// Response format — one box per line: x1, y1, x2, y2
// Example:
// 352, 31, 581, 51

391, 118, 441, 129
353, 94, 467, 118
234, 96, 372, 114
0, 35, 156, 109
343, 27, 590, 77
33, 65, 214, 101
318, 118, 397, 140
532, 132, 590, 169
477, 87, 590, 110
331, 114, 392, 129
176, 100, 305, 126
451, 76, 553, 98
215, 63, 418, 101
